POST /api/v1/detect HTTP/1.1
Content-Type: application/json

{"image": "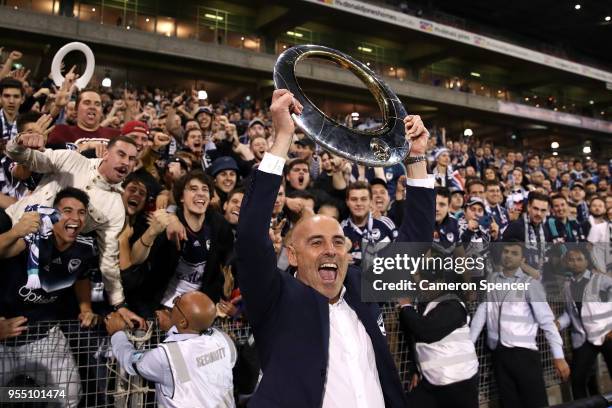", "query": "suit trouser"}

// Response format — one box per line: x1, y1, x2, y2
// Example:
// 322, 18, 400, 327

406, 374, 479, 408
492, 346, 548, 408
571, 338, 612, 399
